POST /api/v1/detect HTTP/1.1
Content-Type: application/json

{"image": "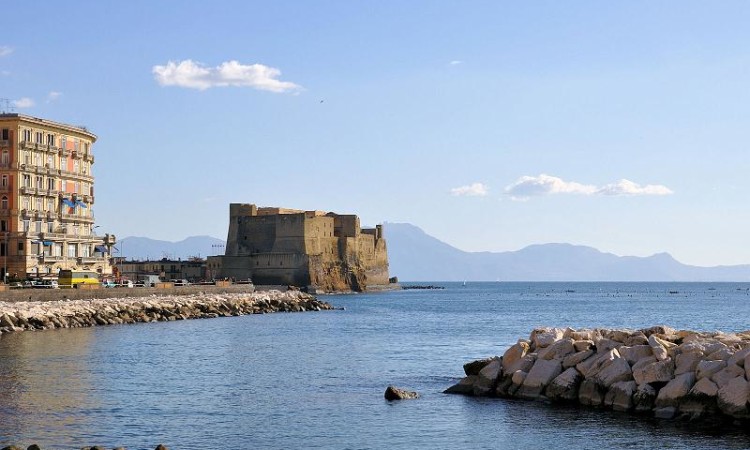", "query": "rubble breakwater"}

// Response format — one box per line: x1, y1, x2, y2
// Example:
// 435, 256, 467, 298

0, 290, 334, 334
446, 326, 750, 424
